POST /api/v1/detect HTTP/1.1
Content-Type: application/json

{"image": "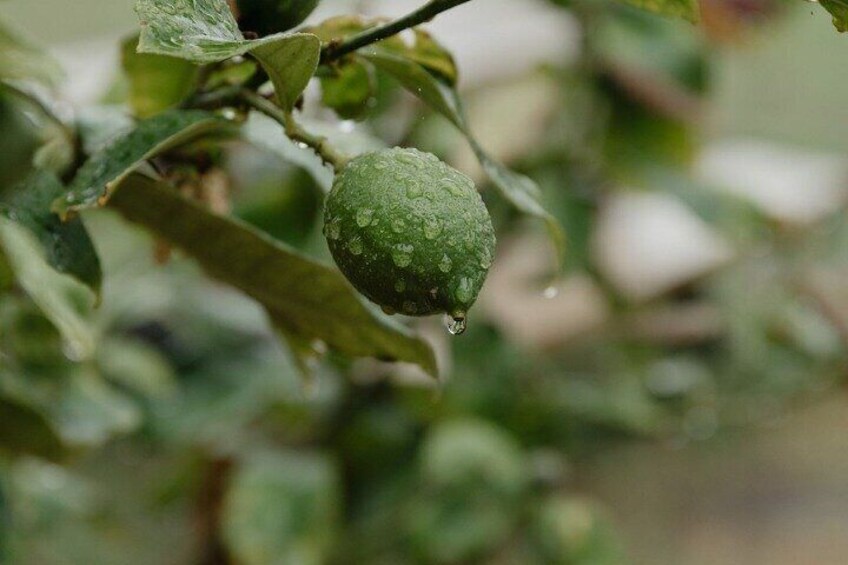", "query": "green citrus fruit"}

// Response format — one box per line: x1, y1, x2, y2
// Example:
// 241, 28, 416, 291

323, 148, 496, 323
235, 0, 319, 36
